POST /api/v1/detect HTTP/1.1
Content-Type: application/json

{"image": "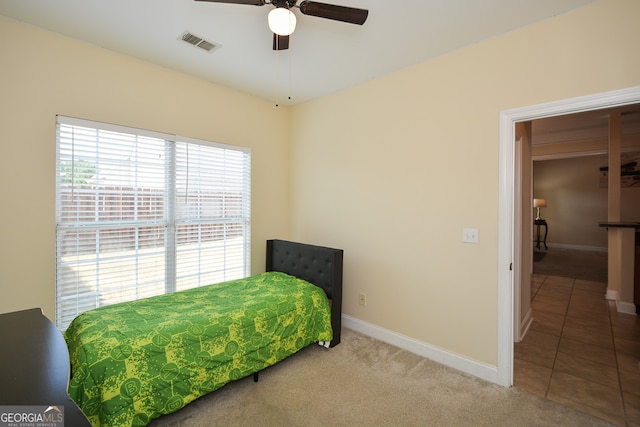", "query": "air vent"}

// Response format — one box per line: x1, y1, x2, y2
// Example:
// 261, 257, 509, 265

178, 31, 219, 53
